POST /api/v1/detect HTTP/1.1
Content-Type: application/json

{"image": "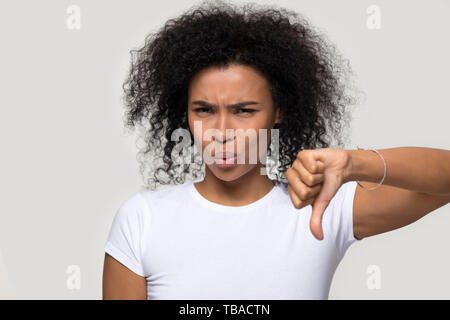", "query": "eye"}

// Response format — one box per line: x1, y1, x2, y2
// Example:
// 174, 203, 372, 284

236, 108, 256, 114
194, 107, 211, 113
